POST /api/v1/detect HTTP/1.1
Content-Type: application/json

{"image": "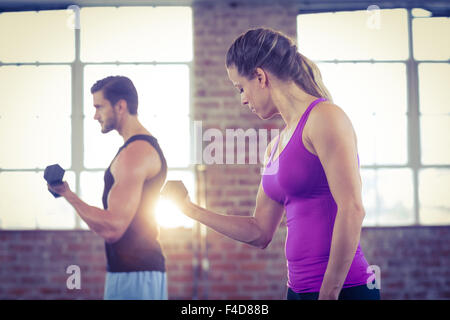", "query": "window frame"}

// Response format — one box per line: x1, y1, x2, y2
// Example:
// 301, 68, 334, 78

0, 6, 195, 230
297, 9, 450, 226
